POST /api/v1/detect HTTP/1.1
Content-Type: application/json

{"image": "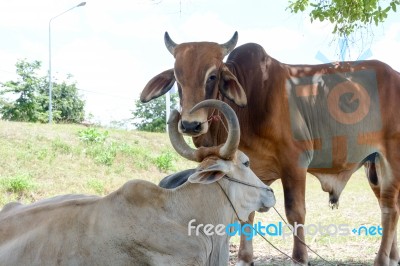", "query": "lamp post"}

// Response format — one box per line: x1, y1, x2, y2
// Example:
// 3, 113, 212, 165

48, 2, 86, 124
